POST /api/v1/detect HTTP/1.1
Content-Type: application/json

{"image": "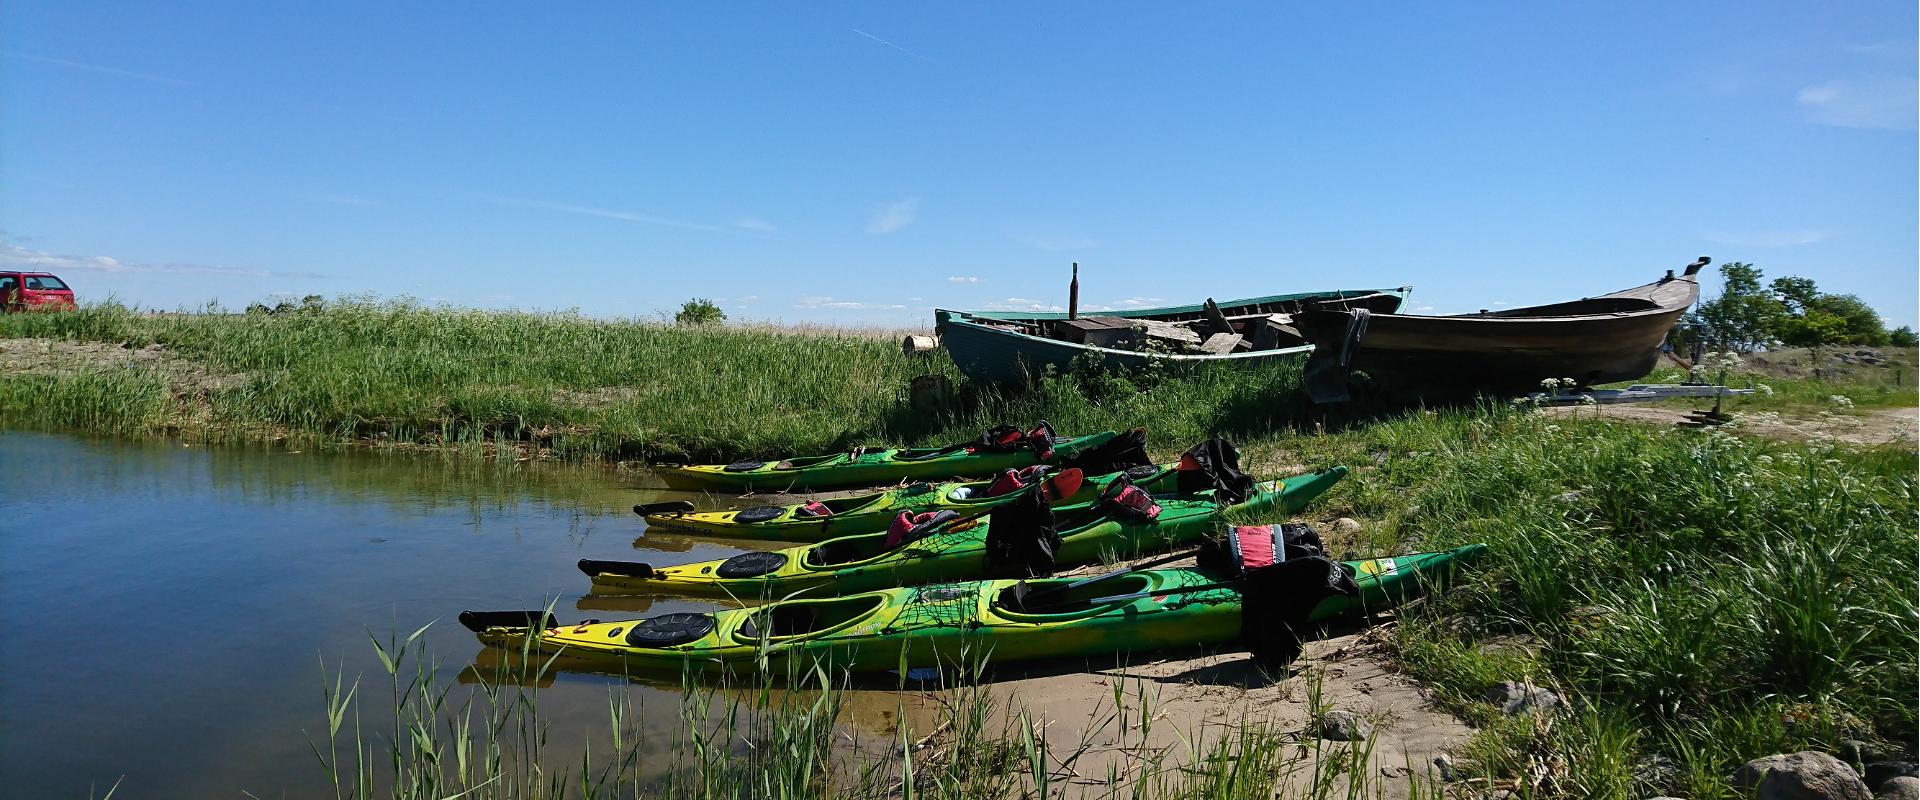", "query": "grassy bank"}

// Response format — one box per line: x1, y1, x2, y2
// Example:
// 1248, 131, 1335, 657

7, 303, 1915, 797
